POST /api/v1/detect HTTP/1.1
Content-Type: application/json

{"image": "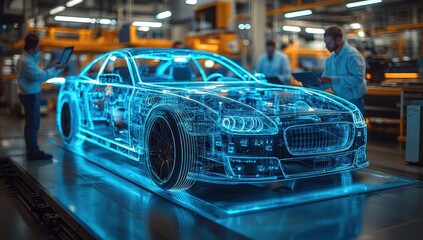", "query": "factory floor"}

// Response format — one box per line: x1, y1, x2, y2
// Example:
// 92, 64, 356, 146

1, 106, 423, 240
